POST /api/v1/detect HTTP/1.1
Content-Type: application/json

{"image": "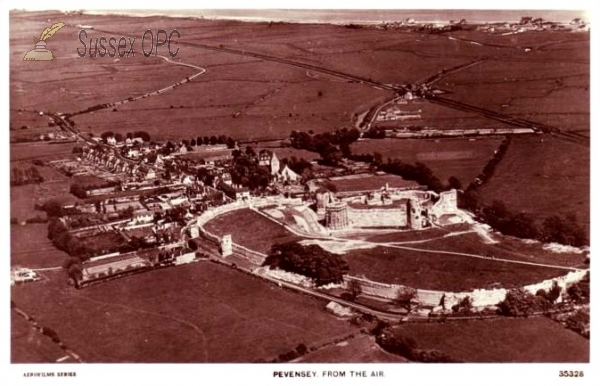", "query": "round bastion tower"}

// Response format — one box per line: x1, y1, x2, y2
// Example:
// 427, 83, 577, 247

325, 201, 349, 230
408, 199, 423, 230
